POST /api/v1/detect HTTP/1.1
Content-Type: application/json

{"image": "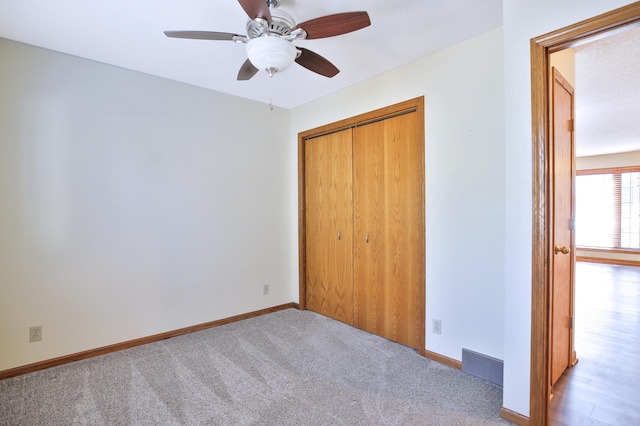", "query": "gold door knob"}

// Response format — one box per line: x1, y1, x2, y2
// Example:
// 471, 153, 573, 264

554, 244, 571, 255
